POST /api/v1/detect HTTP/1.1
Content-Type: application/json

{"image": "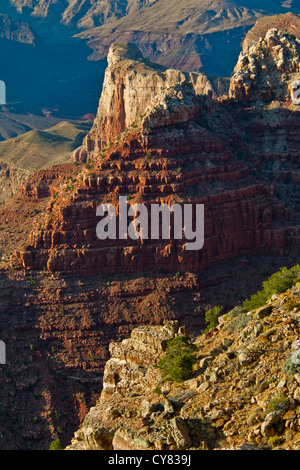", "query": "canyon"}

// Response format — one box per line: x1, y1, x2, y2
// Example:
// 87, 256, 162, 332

12, 33, 300, 278
0, 12, 299, 450
1, 1, 300, 124
0, 120, 92, 203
